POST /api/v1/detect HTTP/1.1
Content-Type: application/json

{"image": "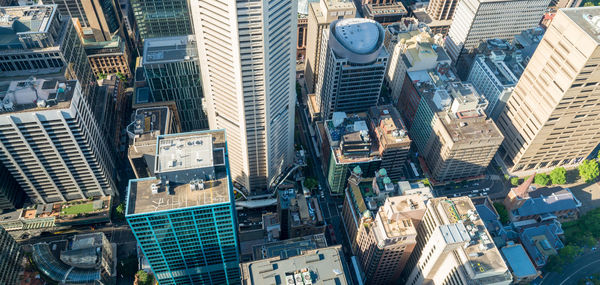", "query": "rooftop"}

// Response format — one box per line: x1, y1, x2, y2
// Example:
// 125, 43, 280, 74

368, 105, 411, 149
325, 112, 380, 164
126, 131, 231, 215
433, 197, 510, 279
519, 222, 564, 267
0, 78, 76, 114
252, 234, 328, 260
373, 195, 425, 242
364, 1, 407, 16
332, 18, 383, 54
513, 186, 581, 218
241, 246, 349, 285
127, 107, 173, 177
0, 5, 56, 47
561, 7, 600, 43
501, 243, 538, 278
142, 35, 197, 65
